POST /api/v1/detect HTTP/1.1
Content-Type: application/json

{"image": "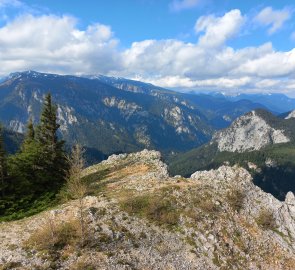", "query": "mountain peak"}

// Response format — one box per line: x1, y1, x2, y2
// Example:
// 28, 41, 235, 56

213, 109, 290, 152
